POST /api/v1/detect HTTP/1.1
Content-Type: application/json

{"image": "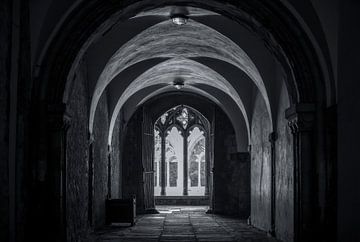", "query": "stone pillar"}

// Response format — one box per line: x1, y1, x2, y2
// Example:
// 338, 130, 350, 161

107, 145, 112, 199
183, 130, 188, 196
47, 103, 71, 242
88, 134, 94, 227
160, 131, 166, 196
205, 132, 210, 196
208, 108, 215, 212
269, 131, 278, 236
286, 104, 316, 242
